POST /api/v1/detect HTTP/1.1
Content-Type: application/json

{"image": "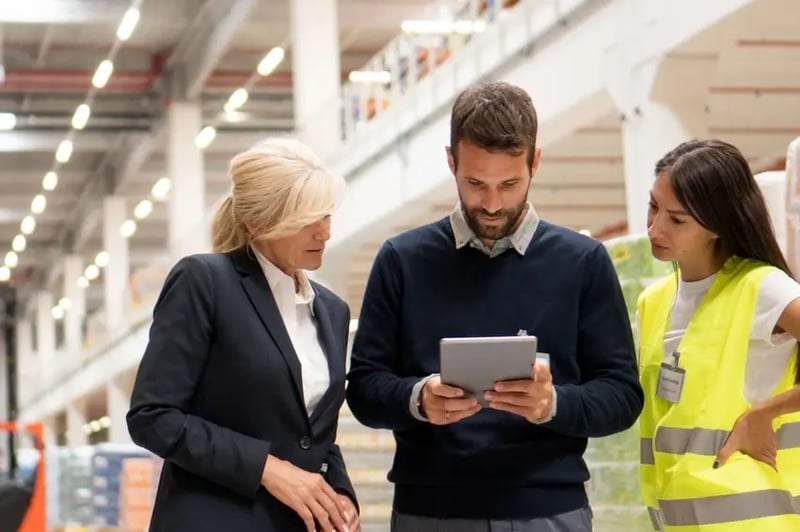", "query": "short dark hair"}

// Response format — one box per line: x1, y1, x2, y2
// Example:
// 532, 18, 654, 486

450, 81, 538, 168
655, 138, 800, 384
